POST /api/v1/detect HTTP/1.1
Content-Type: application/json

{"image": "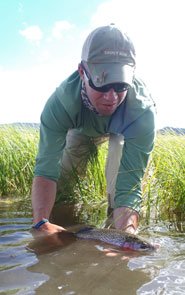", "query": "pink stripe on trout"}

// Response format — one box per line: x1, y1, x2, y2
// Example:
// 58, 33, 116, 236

74, 227, 157, 251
